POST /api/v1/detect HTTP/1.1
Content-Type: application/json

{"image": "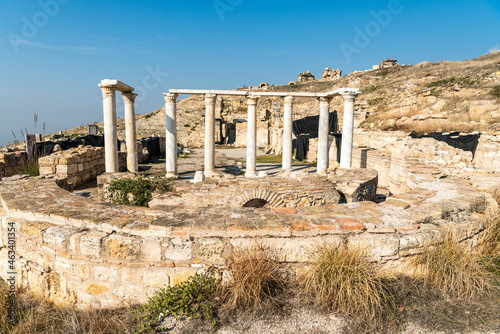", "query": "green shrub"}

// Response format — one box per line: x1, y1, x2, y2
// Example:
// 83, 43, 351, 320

104, 177, 174, 207
20, 157, 39, 177
132, 270, 218, 333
